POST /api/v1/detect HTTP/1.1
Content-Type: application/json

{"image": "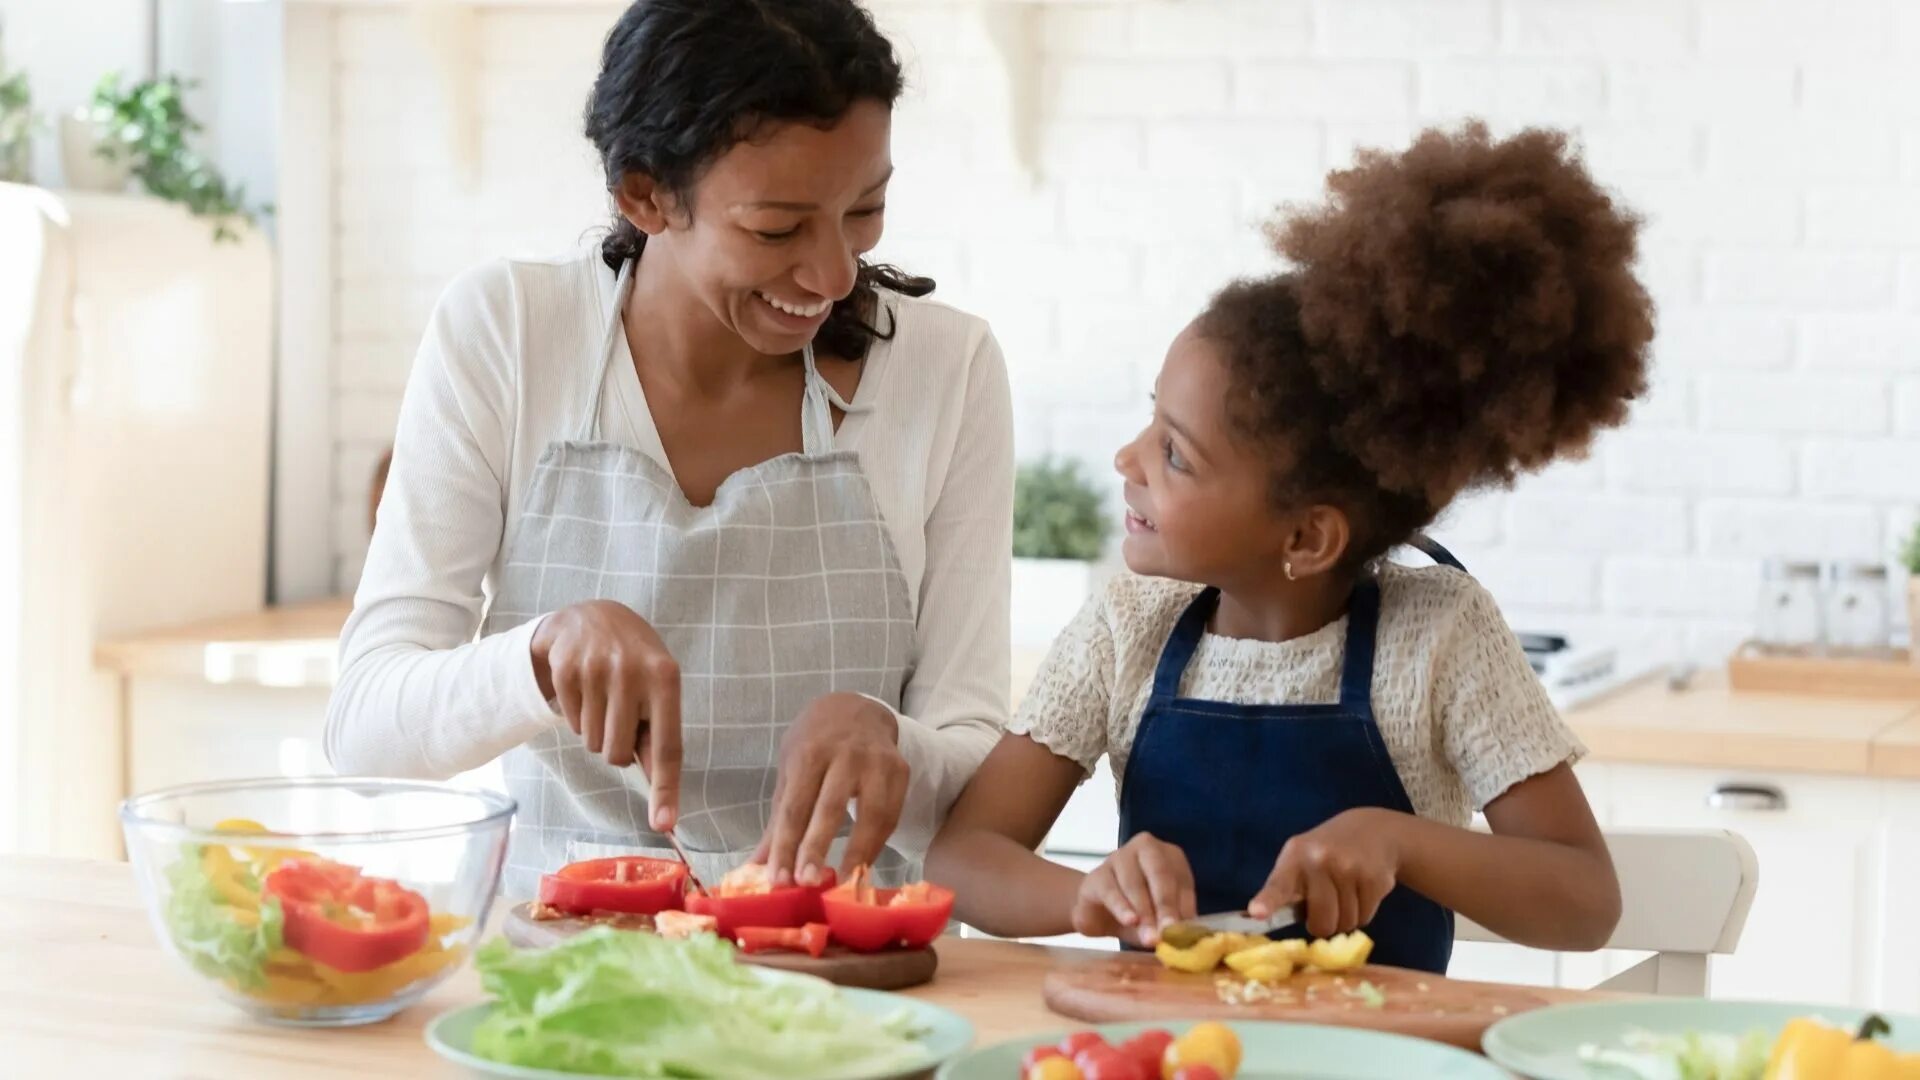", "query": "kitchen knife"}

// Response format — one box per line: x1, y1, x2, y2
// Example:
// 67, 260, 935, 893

1157, 902, 1307, 949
